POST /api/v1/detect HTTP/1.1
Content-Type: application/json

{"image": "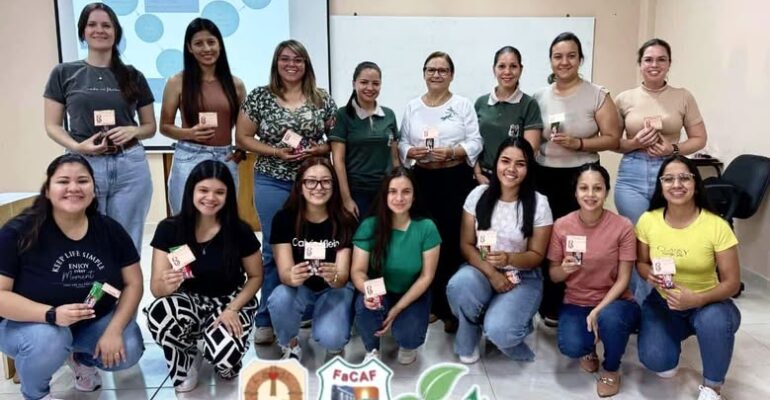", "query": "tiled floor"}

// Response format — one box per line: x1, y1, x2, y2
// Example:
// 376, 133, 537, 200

2, 240, 770, 399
